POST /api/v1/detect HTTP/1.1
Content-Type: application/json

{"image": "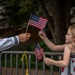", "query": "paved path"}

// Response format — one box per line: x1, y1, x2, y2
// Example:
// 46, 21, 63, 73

2, 67, 59, 75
